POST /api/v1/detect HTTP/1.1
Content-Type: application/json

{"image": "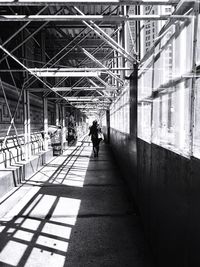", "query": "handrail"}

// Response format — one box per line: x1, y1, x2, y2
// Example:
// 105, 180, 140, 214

0, 131, 45, 168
